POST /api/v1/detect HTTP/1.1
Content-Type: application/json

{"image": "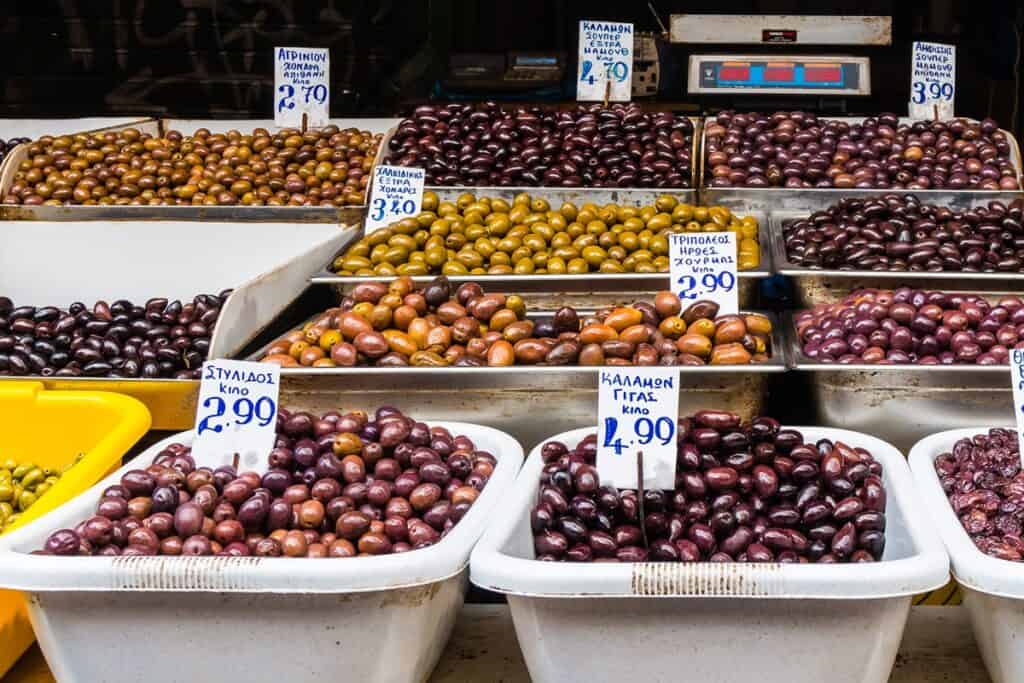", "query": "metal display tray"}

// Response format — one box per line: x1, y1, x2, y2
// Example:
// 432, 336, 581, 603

369, 115, 703, 210
1, 219, 355, 429
769, 209, 1024, 306
219, 284, 784, 451
699, 116, 1024, 212
0, 117, 401, 223
785, 316, 1014, 453
312, 207, 770, 310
